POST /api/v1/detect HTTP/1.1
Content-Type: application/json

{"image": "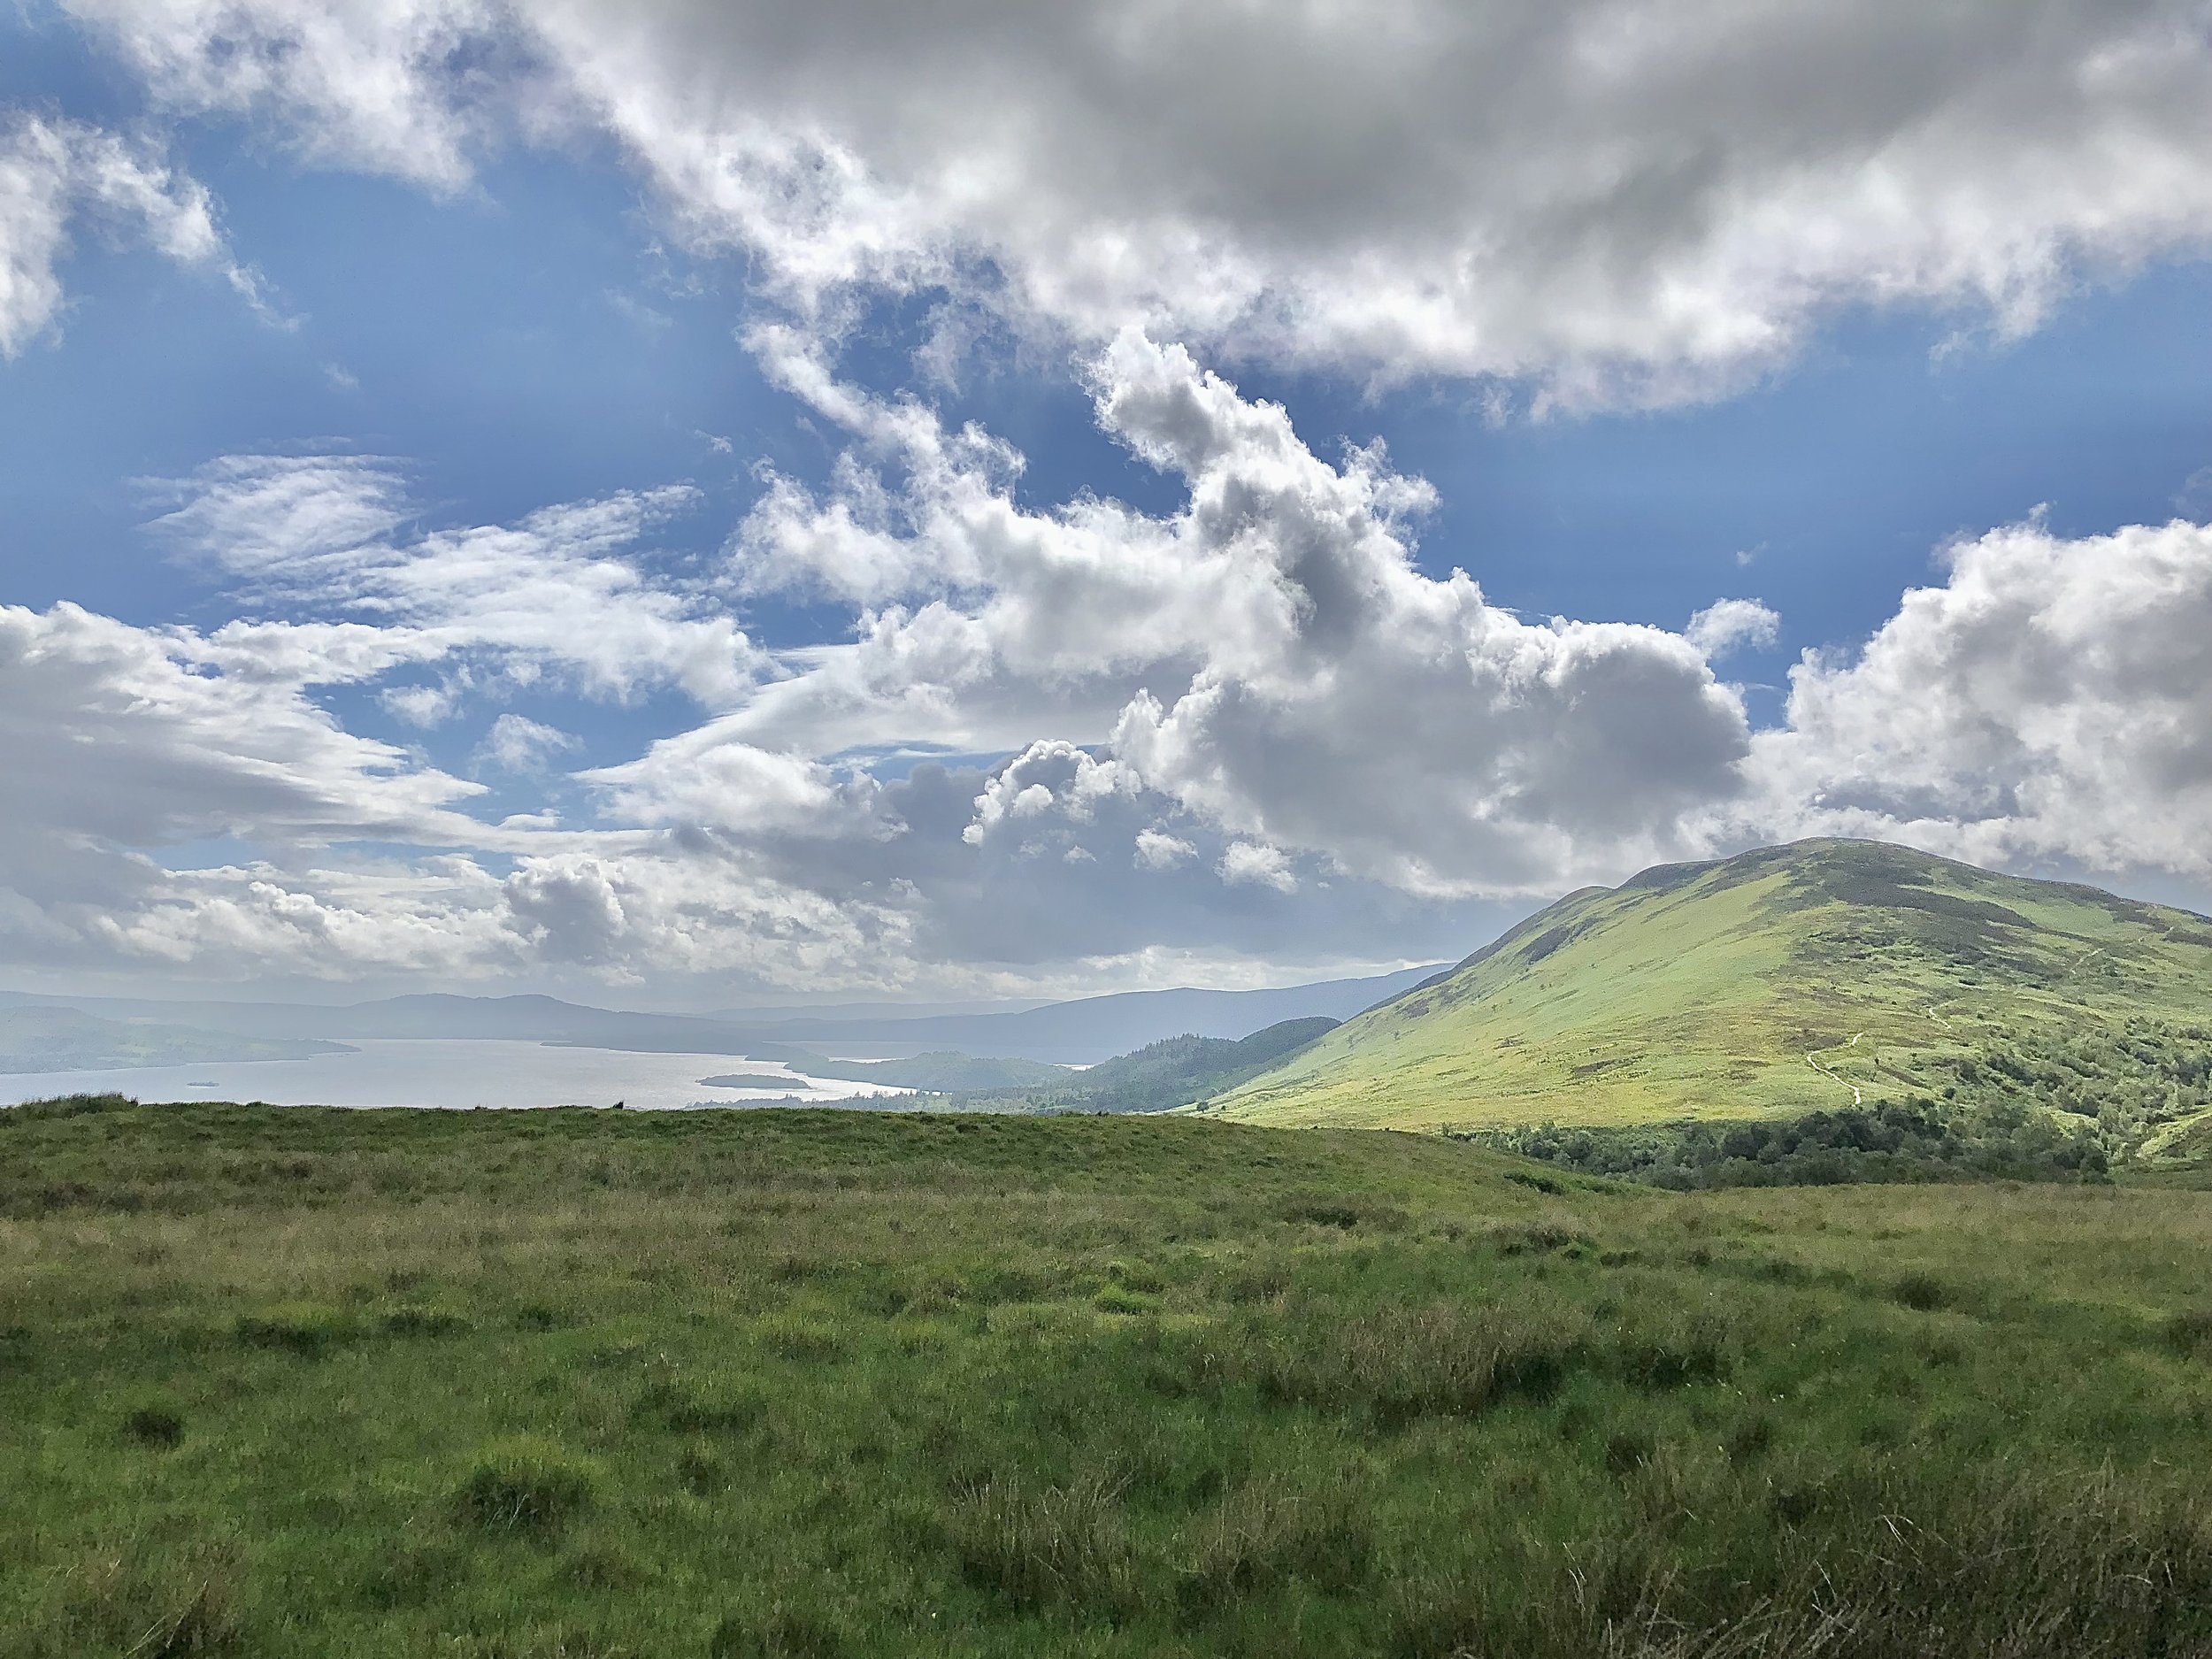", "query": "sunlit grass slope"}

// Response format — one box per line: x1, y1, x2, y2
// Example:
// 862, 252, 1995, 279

14, 1098, 2212, 1655
1212, 838, 2212, 1132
